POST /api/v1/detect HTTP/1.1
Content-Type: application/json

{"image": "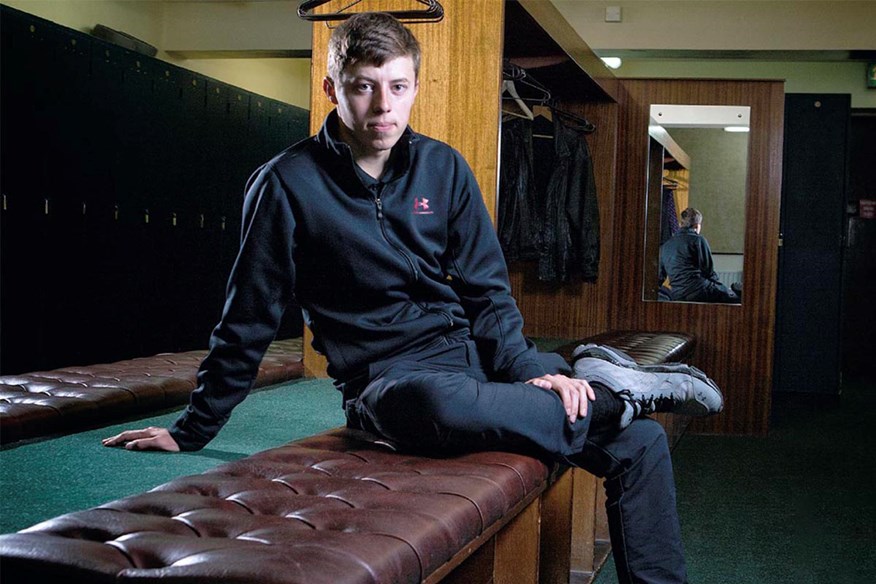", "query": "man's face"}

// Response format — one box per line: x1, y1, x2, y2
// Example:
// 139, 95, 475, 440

324, 56, 418, 160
